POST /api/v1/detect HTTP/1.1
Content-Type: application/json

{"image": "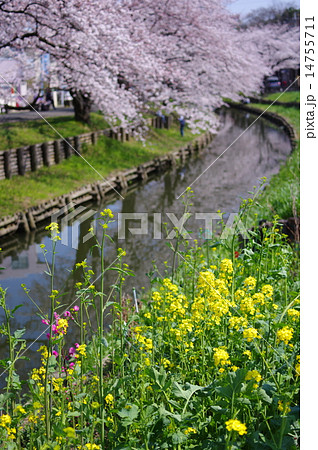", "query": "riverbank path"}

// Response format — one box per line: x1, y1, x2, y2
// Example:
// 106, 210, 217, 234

0, 107, 75, 123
